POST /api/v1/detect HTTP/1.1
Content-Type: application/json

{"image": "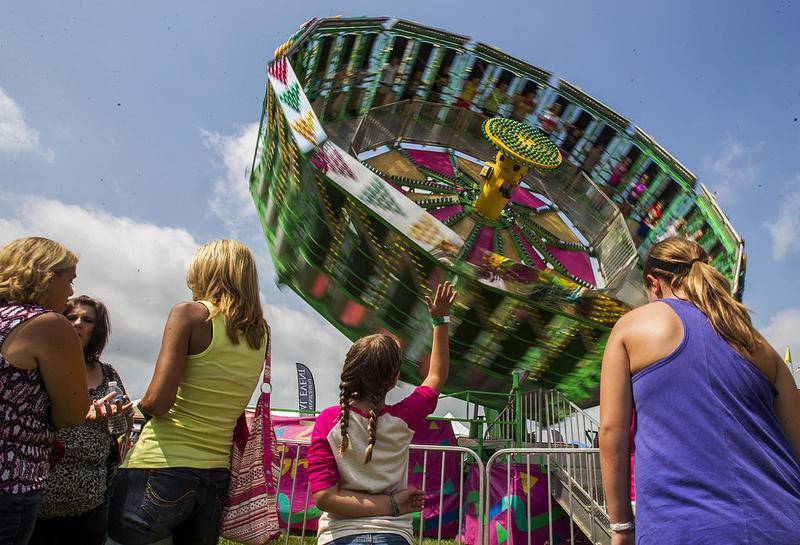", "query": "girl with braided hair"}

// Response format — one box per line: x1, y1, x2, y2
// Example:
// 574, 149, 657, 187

599, 237, 800, 545
309, 281, 457, 545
